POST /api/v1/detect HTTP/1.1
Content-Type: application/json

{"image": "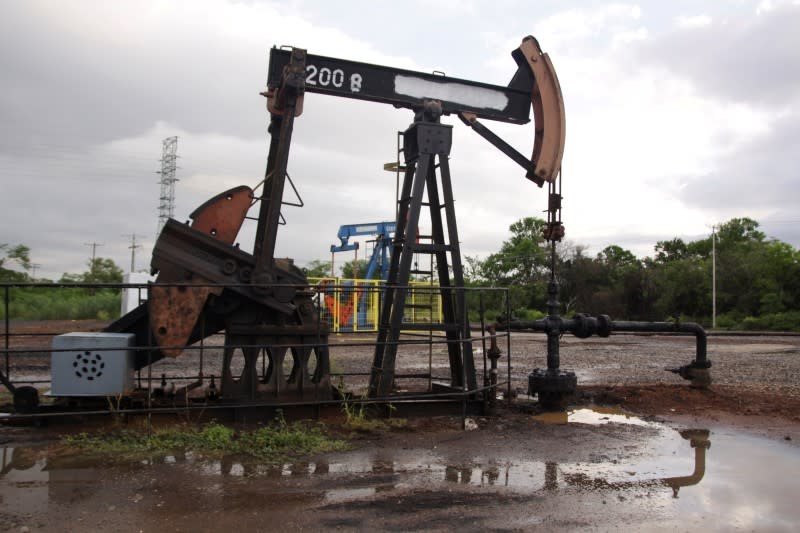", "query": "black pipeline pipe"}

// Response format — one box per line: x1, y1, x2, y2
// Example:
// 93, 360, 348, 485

497, 314, 711, 387
610, 320, 707, 367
